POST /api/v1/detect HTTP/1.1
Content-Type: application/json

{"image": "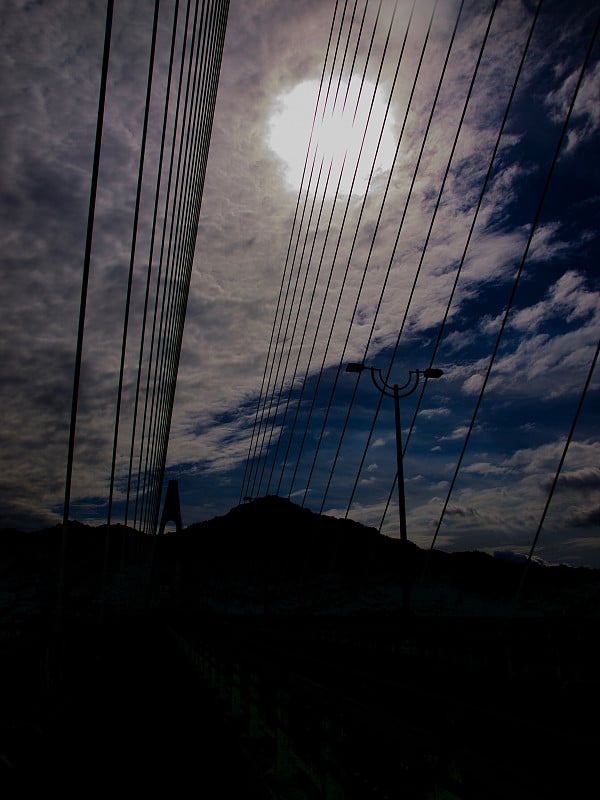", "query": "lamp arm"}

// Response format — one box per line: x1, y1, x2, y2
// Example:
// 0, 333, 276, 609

396, 369, 419, 394
397, 369, 421, 399
369, 367, 395, 398
373, 368, 422, 399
